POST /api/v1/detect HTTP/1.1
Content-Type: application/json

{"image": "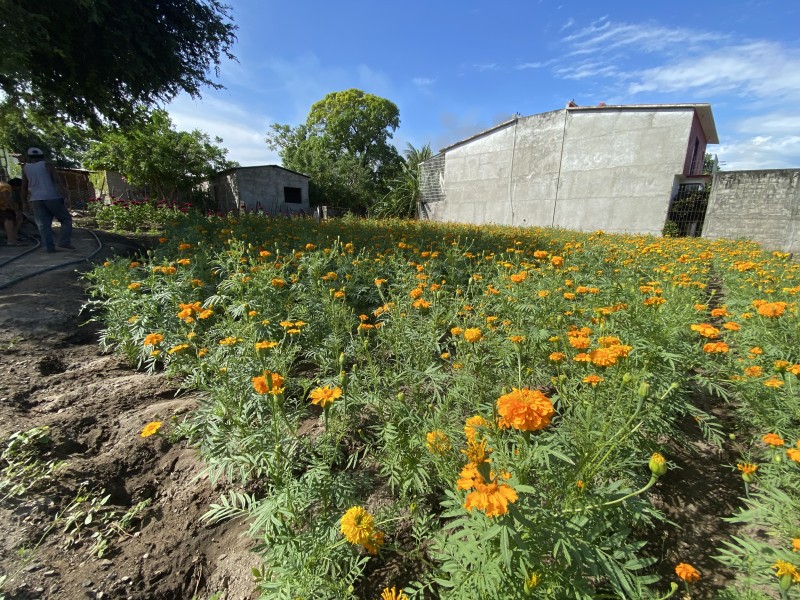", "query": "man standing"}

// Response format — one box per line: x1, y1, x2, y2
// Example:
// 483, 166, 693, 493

21, 147, 73, 252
